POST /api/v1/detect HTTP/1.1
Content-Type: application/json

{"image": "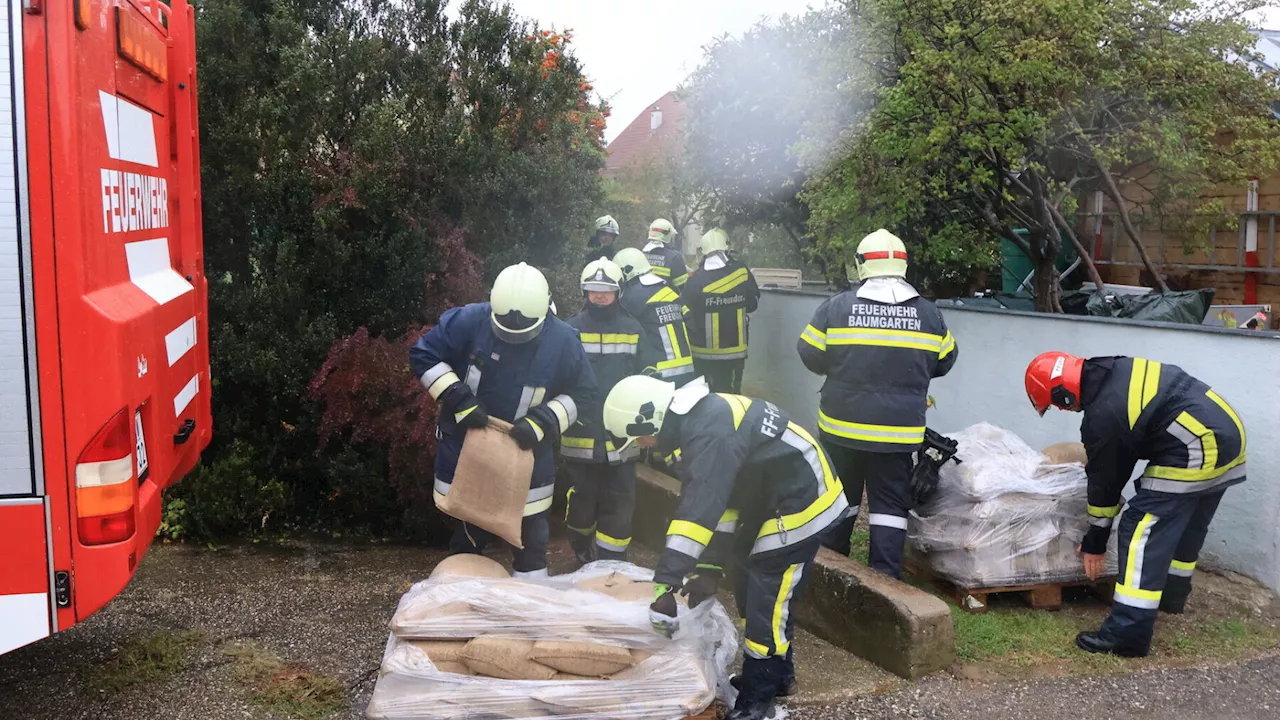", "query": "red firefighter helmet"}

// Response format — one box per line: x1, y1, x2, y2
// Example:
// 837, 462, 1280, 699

1025, 351, 1085, 416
